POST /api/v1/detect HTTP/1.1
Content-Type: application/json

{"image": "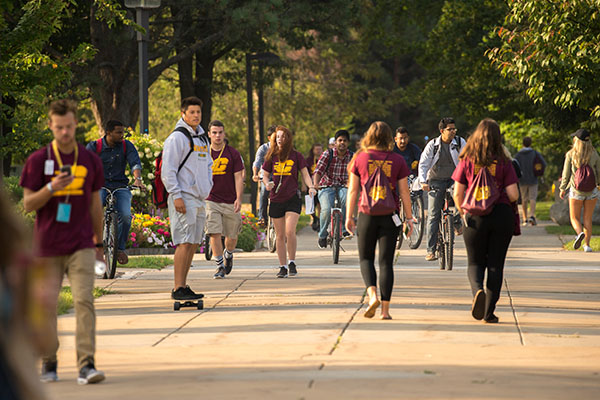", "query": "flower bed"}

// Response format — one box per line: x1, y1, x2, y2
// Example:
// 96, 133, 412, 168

127, 213, 174, 249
